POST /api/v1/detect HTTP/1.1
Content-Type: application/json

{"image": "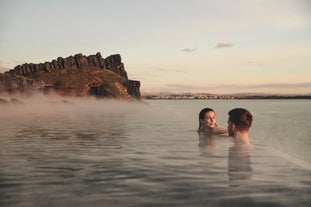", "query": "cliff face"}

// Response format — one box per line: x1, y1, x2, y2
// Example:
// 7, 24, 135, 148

0, 74, 45, 94
124, 80, 141, 99
6, 52, 128, 79
1, 52, 141, 100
